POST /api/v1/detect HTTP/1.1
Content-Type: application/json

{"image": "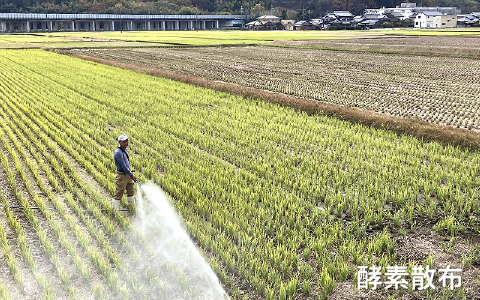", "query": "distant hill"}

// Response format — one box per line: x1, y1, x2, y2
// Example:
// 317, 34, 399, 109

274, 0, 311, 9
0, 0, 478, 17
